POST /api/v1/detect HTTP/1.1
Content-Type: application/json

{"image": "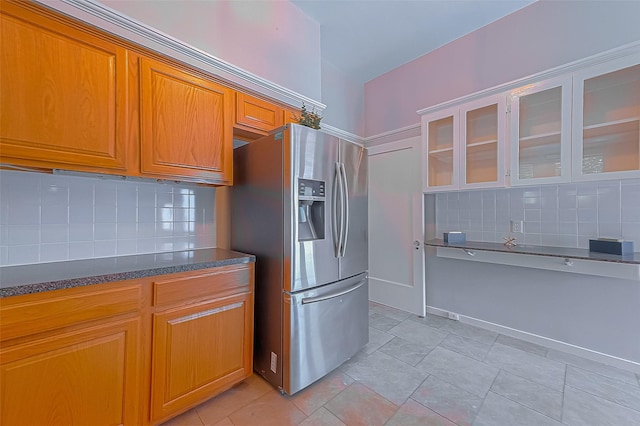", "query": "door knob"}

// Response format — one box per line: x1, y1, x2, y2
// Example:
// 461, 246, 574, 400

414, 240, 421, 250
